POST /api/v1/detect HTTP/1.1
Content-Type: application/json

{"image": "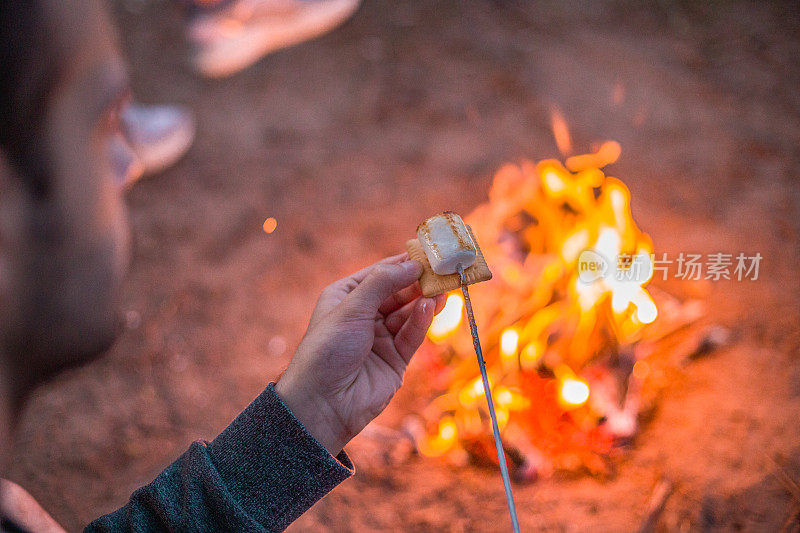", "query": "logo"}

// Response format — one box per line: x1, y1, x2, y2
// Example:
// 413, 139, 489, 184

577, 250, 608, 283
